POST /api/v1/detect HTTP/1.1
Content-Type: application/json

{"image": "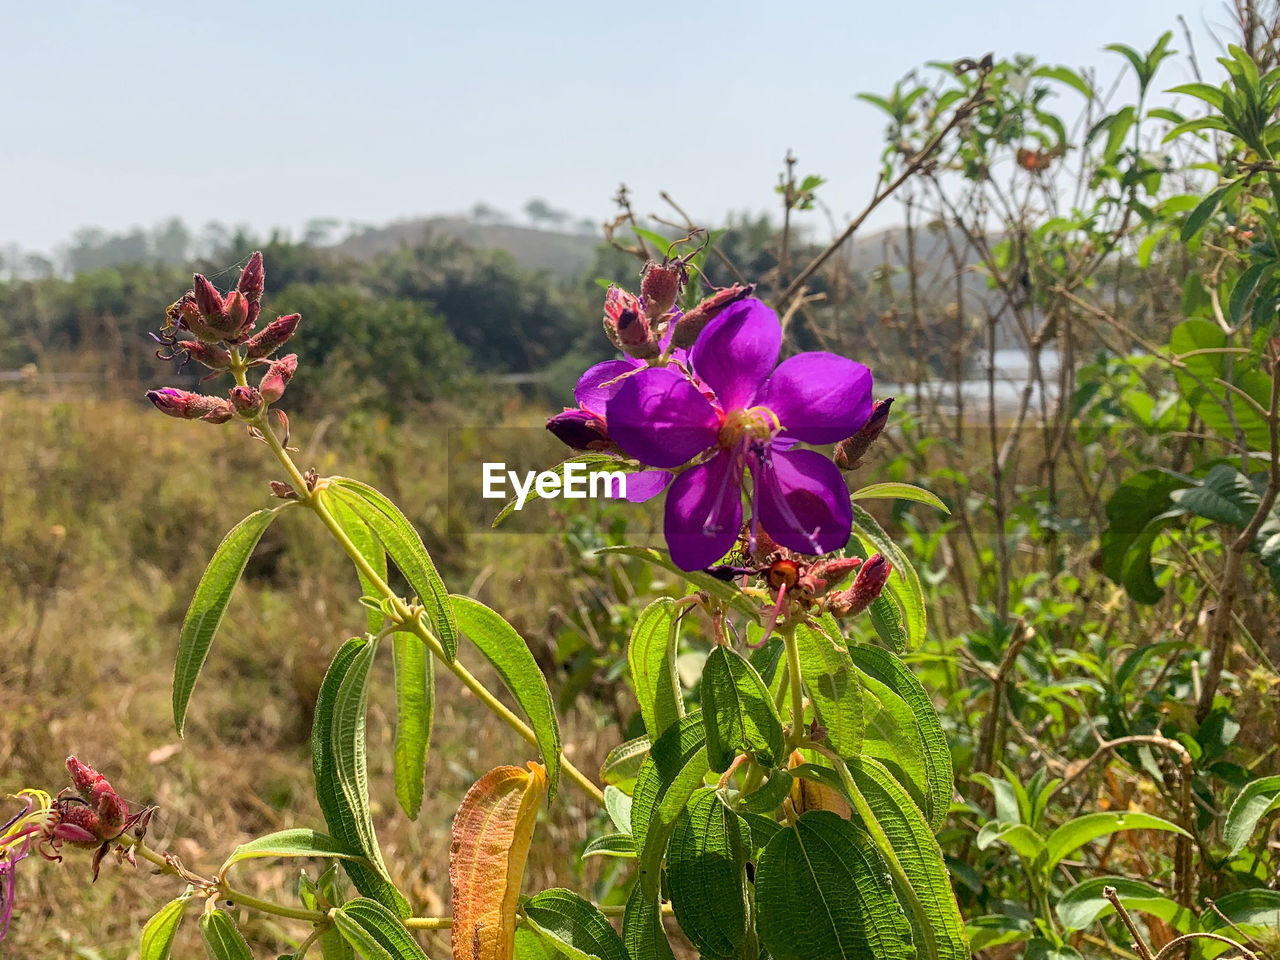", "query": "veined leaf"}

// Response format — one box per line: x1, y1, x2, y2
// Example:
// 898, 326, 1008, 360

701, 646, 785, 772
856, 669, 930, 820
581, 833, 635, 859
523, 888, 629, 960
139, 893, 190, 960
850, 504, 927, 649
596, 546, 760, 619
667, 788, 753, 959
622, 883, 676, 960
450, 762, 548, 960
851, 482, 950, 513
1224, 775, 1280, 856
604, 785, 632, 834
1057, 876, 1192, 932
1044, 811, 1190, 868
333, 897, 430, 960
794, 622, 864, 758
756, 810, 913, 960
1199, 889, 1280, 958
313, 638, 409, 917
199, 909, 253, 960
451, 596, 561, 802
600, 736, 649, 790
627, 598, 685, 741
742, 769, 794, 815
847, 645, 954, 831
174, 504, 291, 735
219, 829, 364, 877
392, 632, 433, 820
324, 490, 388, 635
299, 868, 355, 960
328, 478, 456, 660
